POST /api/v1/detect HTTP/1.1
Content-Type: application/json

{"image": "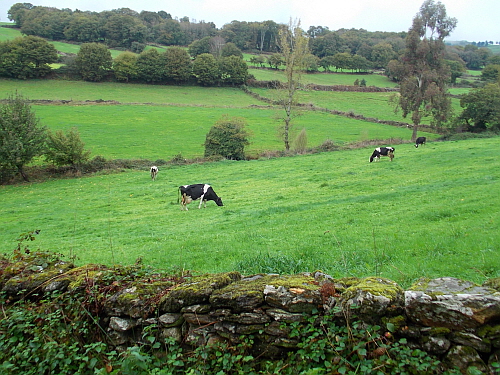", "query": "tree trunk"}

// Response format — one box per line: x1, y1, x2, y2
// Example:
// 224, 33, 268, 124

18, 166, 29, 182
411, 125, 419, 142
